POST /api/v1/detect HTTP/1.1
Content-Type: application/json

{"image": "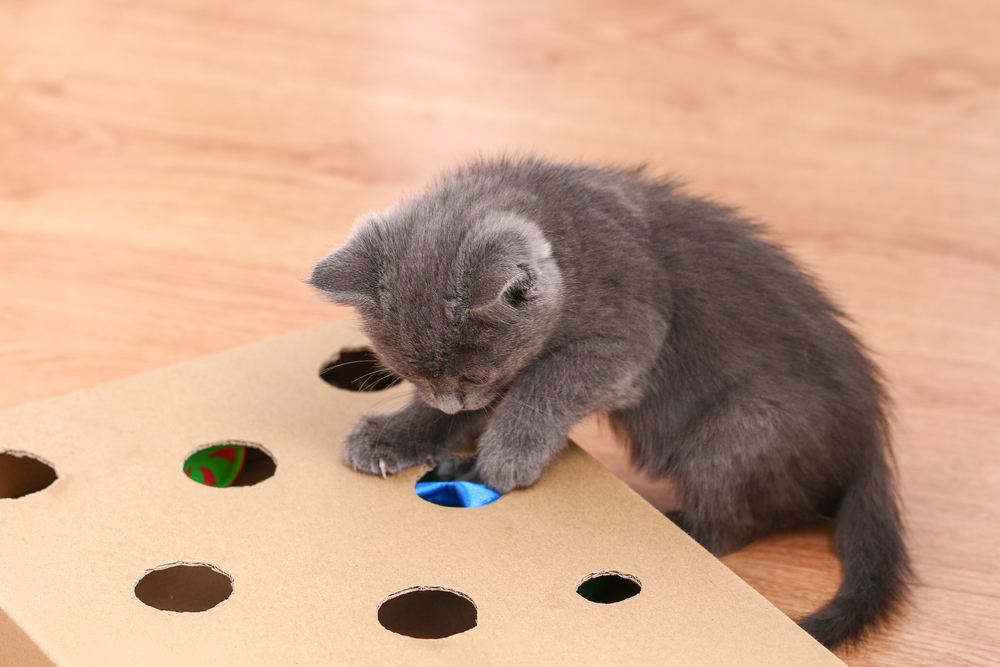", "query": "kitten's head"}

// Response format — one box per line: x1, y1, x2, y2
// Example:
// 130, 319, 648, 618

309, 200, 563, 413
